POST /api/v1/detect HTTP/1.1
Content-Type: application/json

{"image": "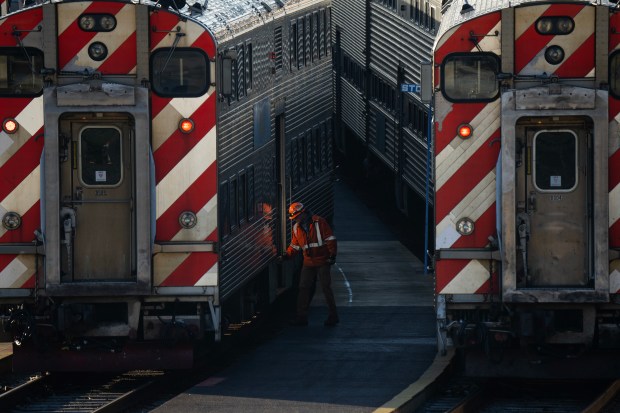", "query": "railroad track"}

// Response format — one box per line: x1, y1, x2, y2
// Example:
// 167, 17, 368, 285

0, 297, 293, 412
0, 370, 164, 413
415, 376, 620, 413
